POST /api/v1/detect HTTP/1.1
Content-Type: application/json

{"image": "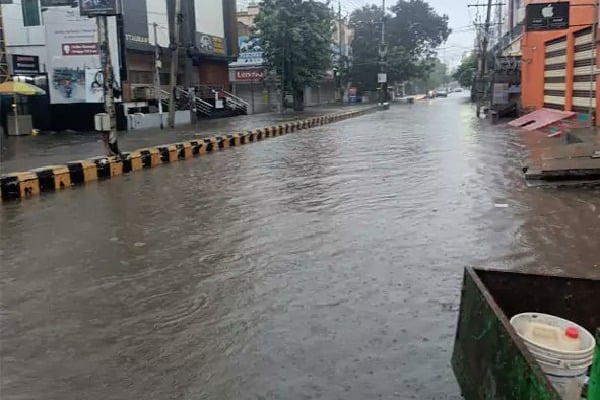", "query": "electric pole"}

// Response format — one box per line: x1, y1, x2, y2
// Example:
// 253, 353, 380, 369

379, 0, 387, 105
153, 23, 164, 129
476, 0, 493, 117
337, 1, 342, 103
97, 15, 121, 156
168, 0, 182, 128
